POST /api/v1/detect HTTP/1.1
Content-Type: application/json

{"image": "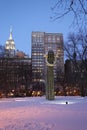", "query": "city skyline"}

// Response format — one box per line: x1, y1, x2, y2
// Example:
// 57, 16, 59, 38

0, 0, 73, 57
